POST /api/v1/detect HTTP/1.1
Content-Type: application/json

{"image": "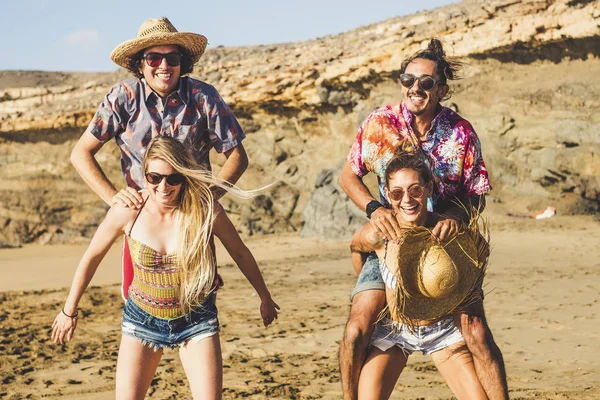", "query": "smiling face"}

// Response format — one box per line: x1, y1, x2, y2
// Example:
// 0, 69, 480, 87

139, 44, 181, 99
145, 158, 184, 207
402, 58, 448, 118
386, 168, 431, 227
